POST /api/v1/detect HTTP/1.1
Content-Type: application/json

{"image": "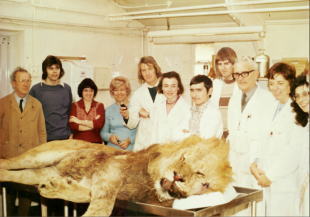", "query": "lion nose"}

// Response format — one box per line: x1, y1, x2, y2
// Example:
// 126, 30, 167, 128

174, 171, 184, 182
202, 183, 209, 189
